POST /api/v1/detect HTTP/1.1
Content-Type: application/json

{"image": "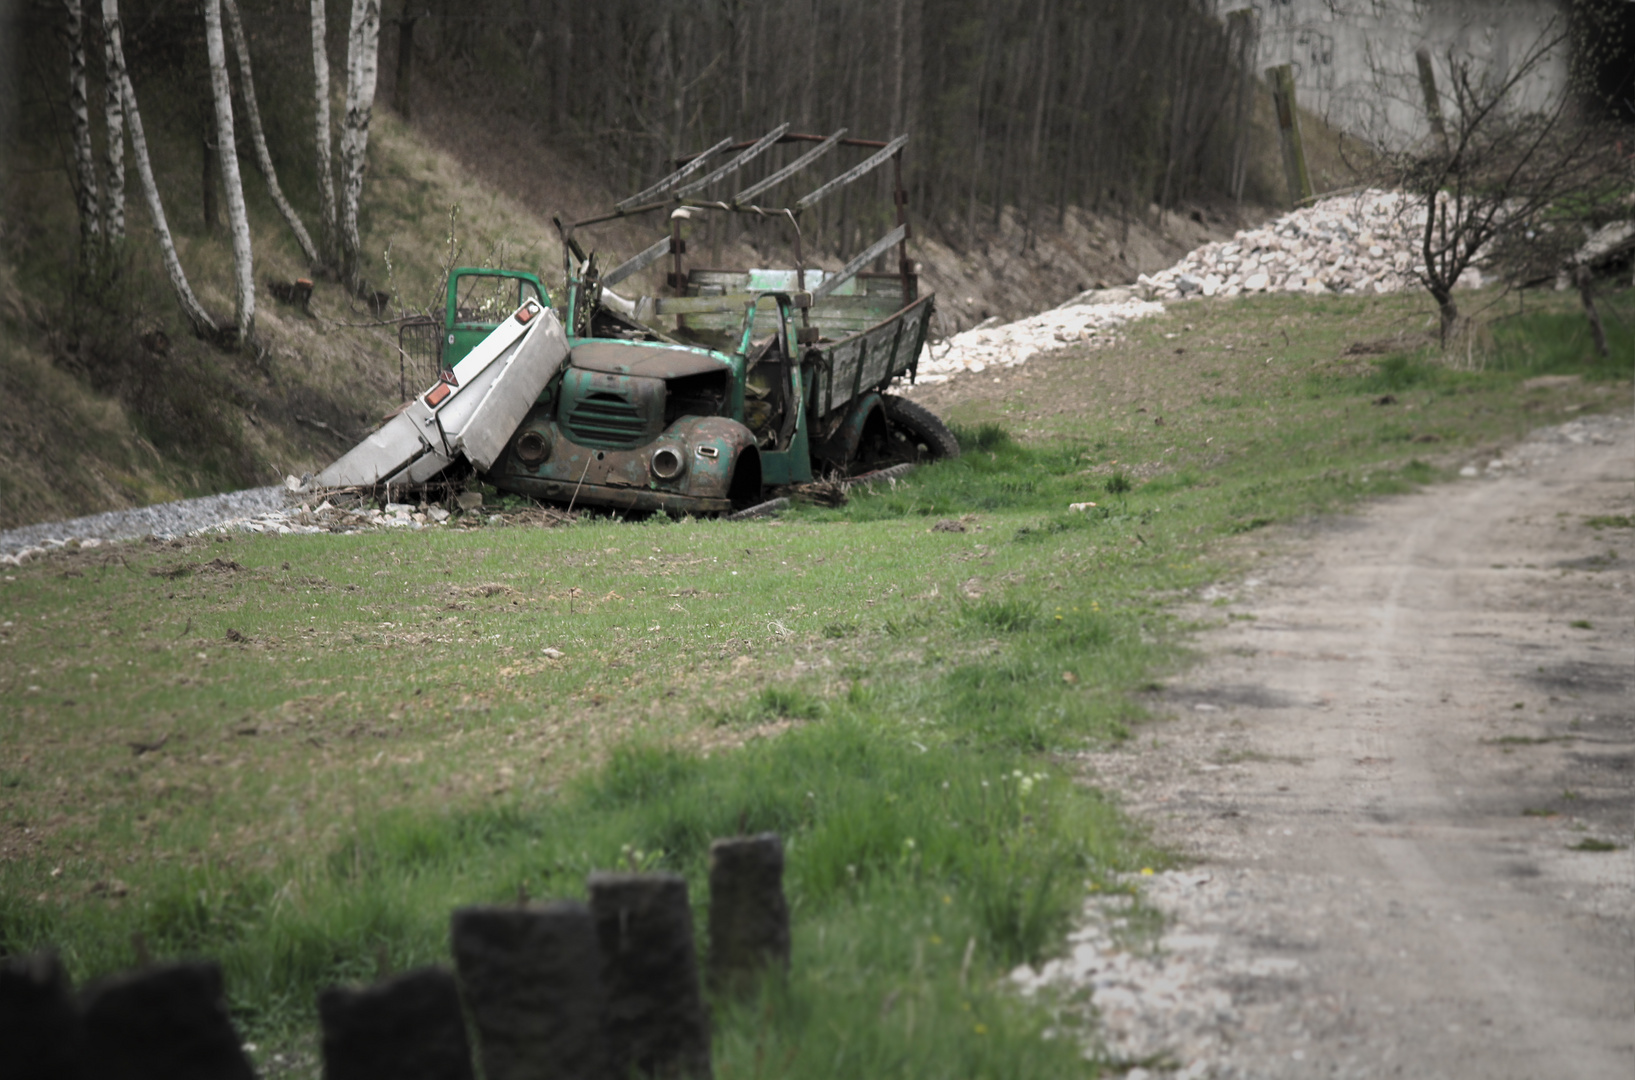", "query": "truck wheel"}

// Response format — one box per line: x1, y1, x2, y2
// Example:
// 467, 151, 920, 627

881, 394, 960, 462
